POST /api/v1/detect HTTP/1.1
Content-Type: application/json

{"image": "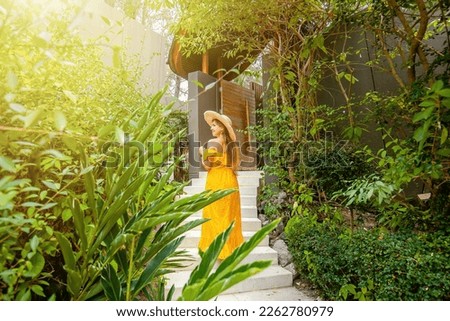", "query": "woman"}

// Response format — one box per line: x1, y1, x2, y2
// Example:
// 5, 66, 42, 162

198, 111, 244, 260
